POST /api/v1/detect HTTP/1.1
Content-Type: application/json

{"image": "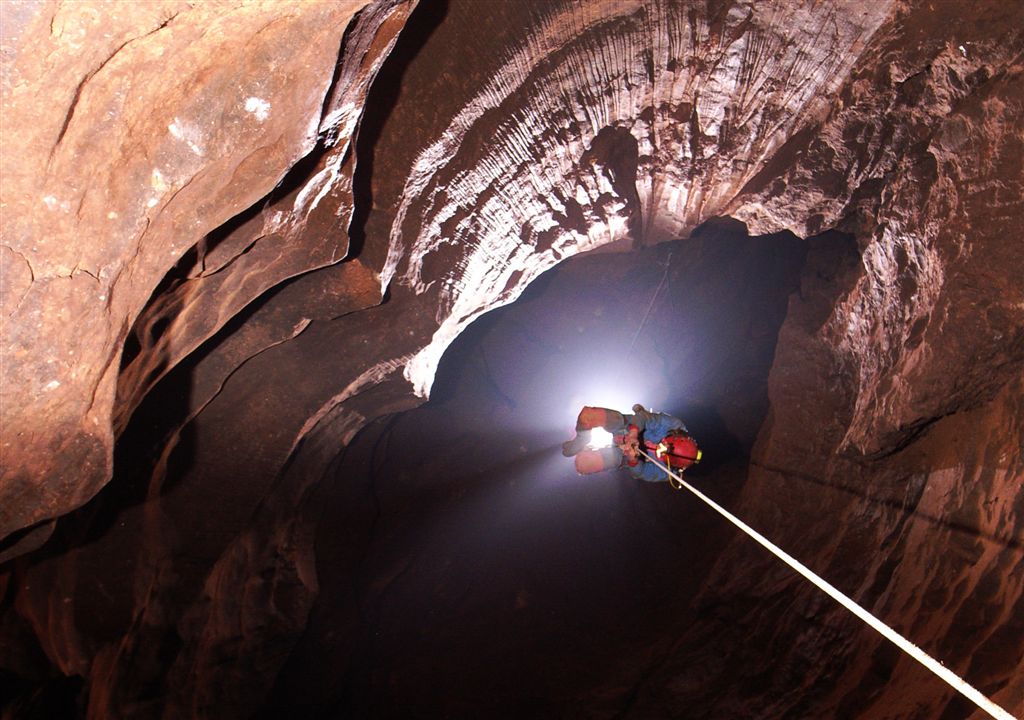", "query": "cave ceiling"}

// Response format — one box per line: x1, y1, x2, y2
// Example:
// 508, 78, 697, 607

1, 0, 1023, 718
